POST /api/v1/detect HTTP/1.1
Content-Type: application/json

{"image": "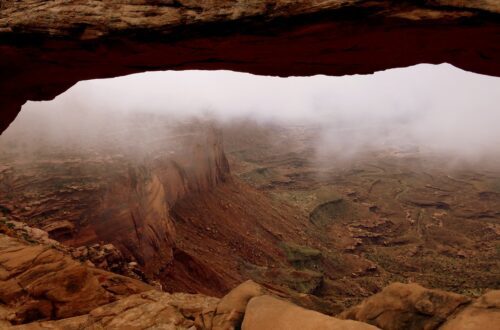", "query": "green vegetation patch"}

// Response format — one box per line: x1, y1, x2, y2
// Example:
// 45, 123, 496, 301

488, 178, 500, 193
240, 261, 324, 295
309, 198, 347, 226
241, 167, 279, 186
281, 242, 322, 269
